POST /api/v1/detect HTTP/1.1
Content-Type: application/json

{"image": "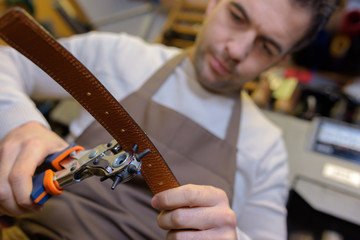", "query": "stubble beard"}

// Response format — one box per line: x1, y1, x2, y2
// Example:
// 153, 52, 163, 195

192, 46, 245, 94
